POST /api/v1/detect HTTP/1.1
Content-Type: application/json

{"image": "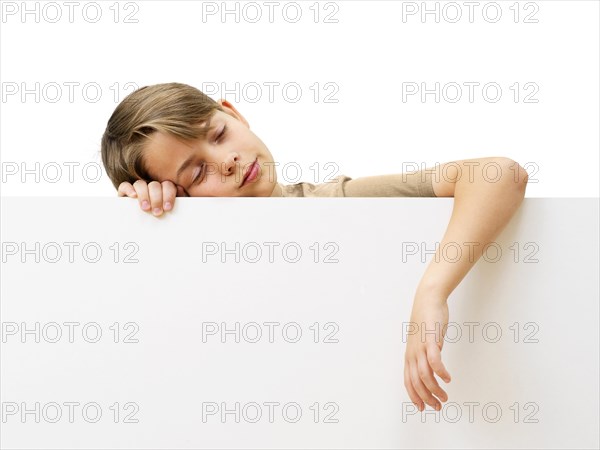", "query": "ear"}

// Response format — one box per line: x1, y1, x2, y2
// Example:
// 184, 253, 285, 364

217, 99, 250, 128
